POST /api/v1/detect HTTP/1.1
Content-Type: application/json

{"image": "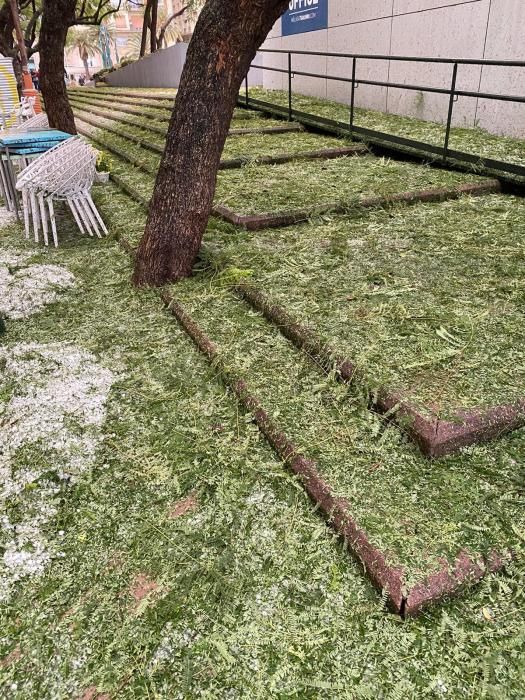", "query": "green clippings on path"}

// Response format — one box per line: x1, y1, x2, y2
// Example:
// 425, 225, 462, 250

202, 194, 525, 412
215, 155, 487, 215
1, 185, 525, 699
244, 87, 525, 168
